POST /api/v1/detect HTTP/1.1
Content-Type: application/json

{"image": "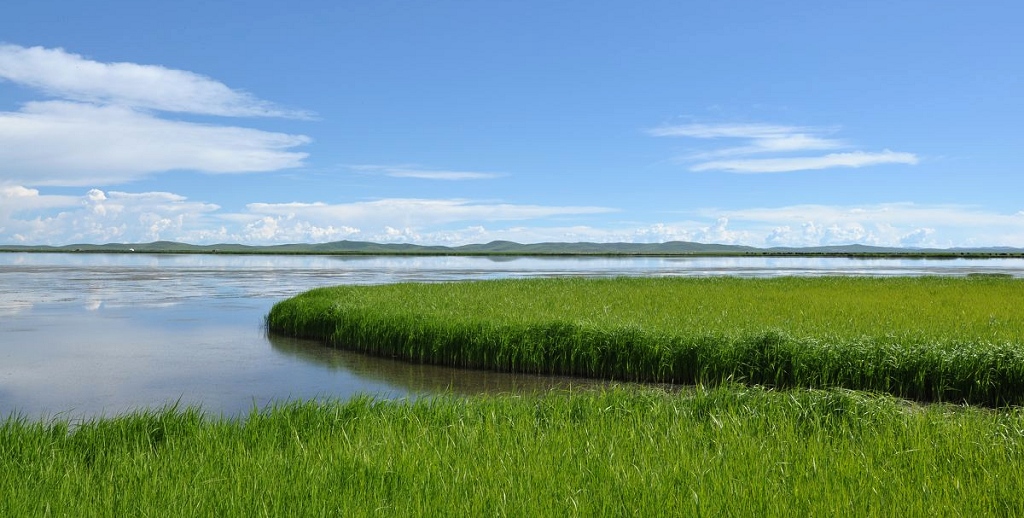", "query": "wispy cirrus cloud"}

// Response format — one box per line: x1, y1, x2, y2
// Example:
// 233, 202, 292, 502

691, 150, 919, 173
0, 102, 310, 186
0, 44, 310, 118
245, 198, 613, 227
649, 123, 843, 154
0, 44, 311, 187
649, 122, 917, 173
349, 164, 503, 180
